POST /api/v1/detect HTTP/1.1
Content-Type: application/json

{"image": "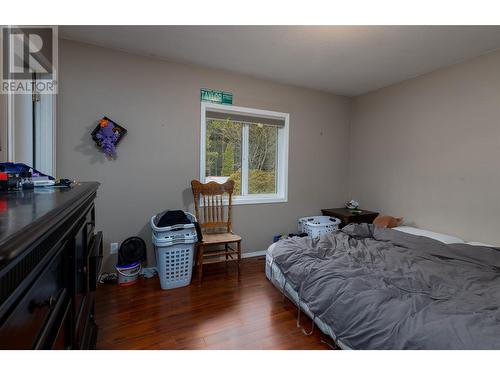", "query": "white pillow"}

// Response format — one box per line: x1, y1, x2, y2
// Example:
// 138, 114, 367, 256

393, 226, 465, 244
